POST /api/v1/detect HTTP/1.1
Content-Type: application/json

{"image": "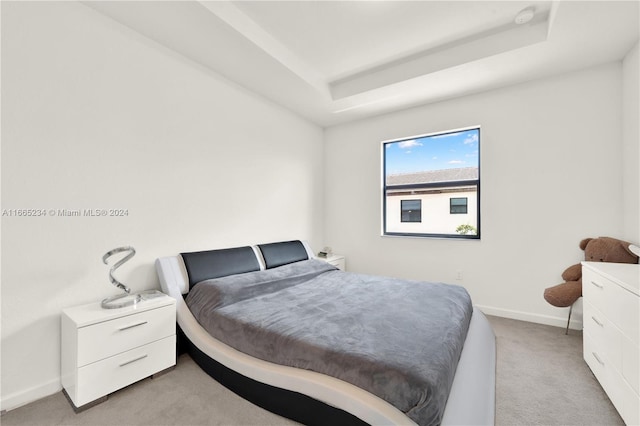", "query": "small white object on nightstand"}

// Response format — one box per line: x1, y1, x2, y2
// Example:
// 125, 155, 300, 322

61, 293, 176, 411
318, 254, 346, 271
